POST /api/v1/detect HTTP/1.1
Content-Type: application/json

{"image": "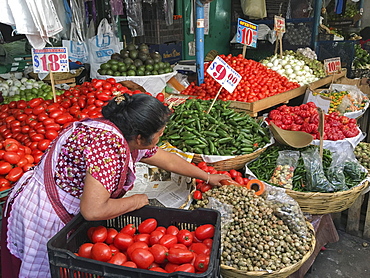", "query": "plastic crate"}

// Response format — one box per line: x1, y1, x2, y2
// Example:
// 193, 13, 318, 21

316, 40, 356, 72
47, 206, 221, 278
136, 18, 183, 45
